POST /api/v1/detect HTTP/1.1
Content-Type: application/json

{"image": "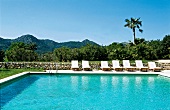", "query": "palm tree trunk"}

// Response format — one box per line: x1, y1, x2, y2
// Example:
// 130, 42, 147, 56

133, 28, 136, 44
